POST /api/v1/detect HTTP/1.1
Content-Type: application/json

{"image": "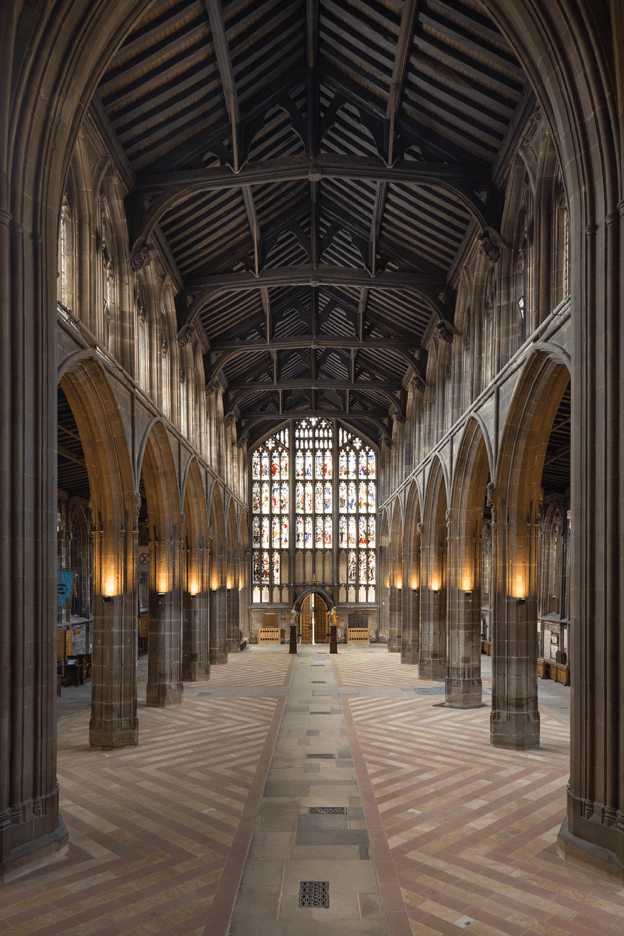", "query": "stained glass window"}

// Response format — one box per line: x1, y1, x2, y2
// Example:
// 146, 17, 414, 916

251, 426, 289, 603
251, 420, 375, 606
295, 419, 333, 564
338, 427, 376, 603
